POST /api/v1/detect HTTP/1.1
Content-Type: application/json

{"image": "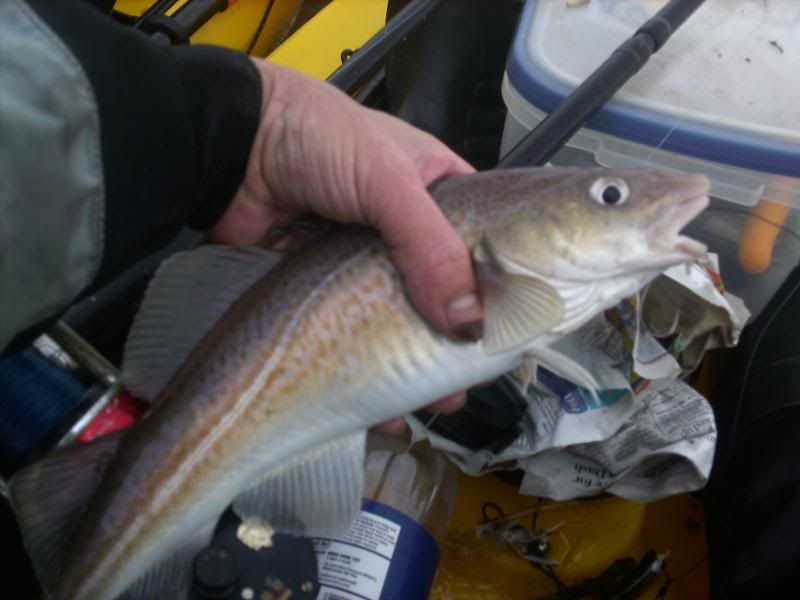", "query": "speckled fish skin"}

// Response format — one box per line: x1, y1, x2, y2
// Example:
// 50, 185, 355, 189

54, 167, 709, 599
